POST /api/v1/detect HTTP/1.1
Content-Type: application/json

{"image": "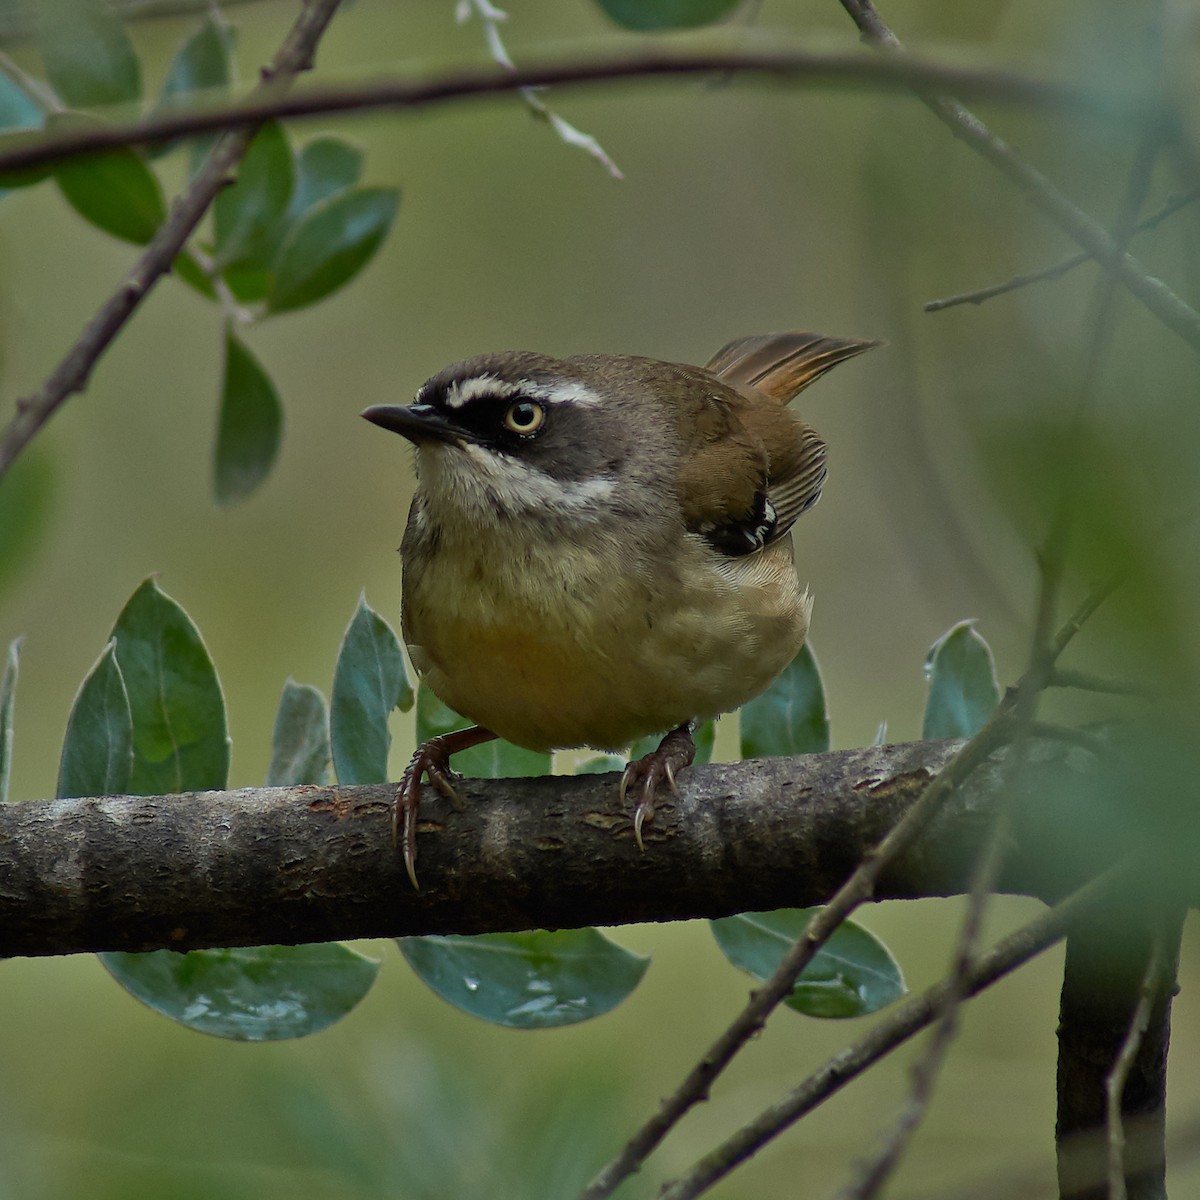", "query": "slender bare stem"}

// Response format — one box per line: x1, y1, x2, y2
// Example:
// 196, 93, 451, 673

836, 0, 1200, 353
924, 192, 1200, 313
657, 860, 1144, 1200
